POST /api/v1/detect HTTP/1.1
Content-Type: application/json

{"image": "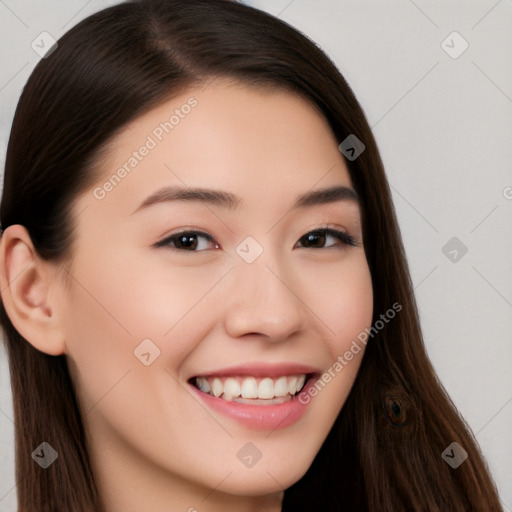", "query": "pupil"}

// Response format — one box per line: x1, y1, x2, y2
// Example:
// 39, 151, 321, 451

306, 232, 324, 247
179, 234, 197, 249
